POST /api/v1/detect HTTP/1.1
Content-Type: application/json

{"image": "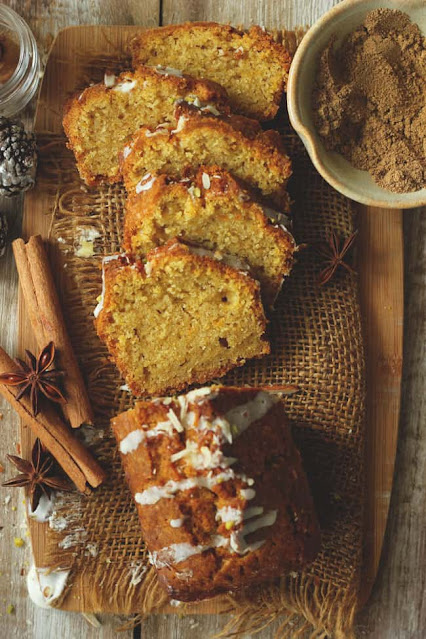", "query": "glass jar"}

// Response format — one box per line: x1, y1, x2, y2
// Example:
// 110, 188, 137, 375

0, 5, 40, 116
